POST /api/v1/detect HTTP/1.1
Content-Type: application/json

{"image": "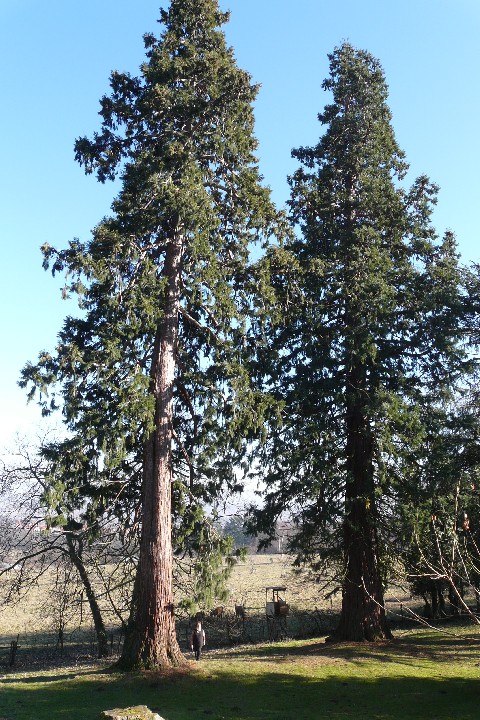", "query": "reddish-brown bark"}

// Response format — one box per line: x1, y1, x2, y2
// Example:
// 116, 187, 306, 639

119, 233, 185, 669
